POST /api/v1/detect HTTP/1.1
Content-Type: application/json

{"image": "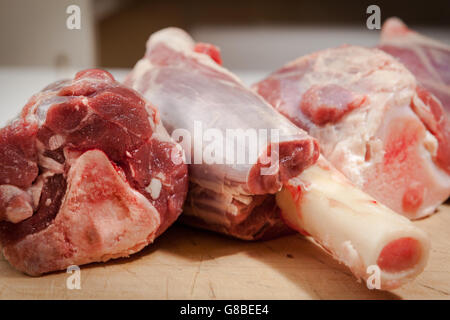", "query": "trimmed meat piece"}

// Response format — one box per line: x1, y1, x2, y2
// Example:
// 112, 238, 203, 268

0, 69, 188, 275
125, 28, 319, 240
278, 155, 430, 290
254, 46, 450, 219
379, 17, 450, 116
127, 29, 431, 289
